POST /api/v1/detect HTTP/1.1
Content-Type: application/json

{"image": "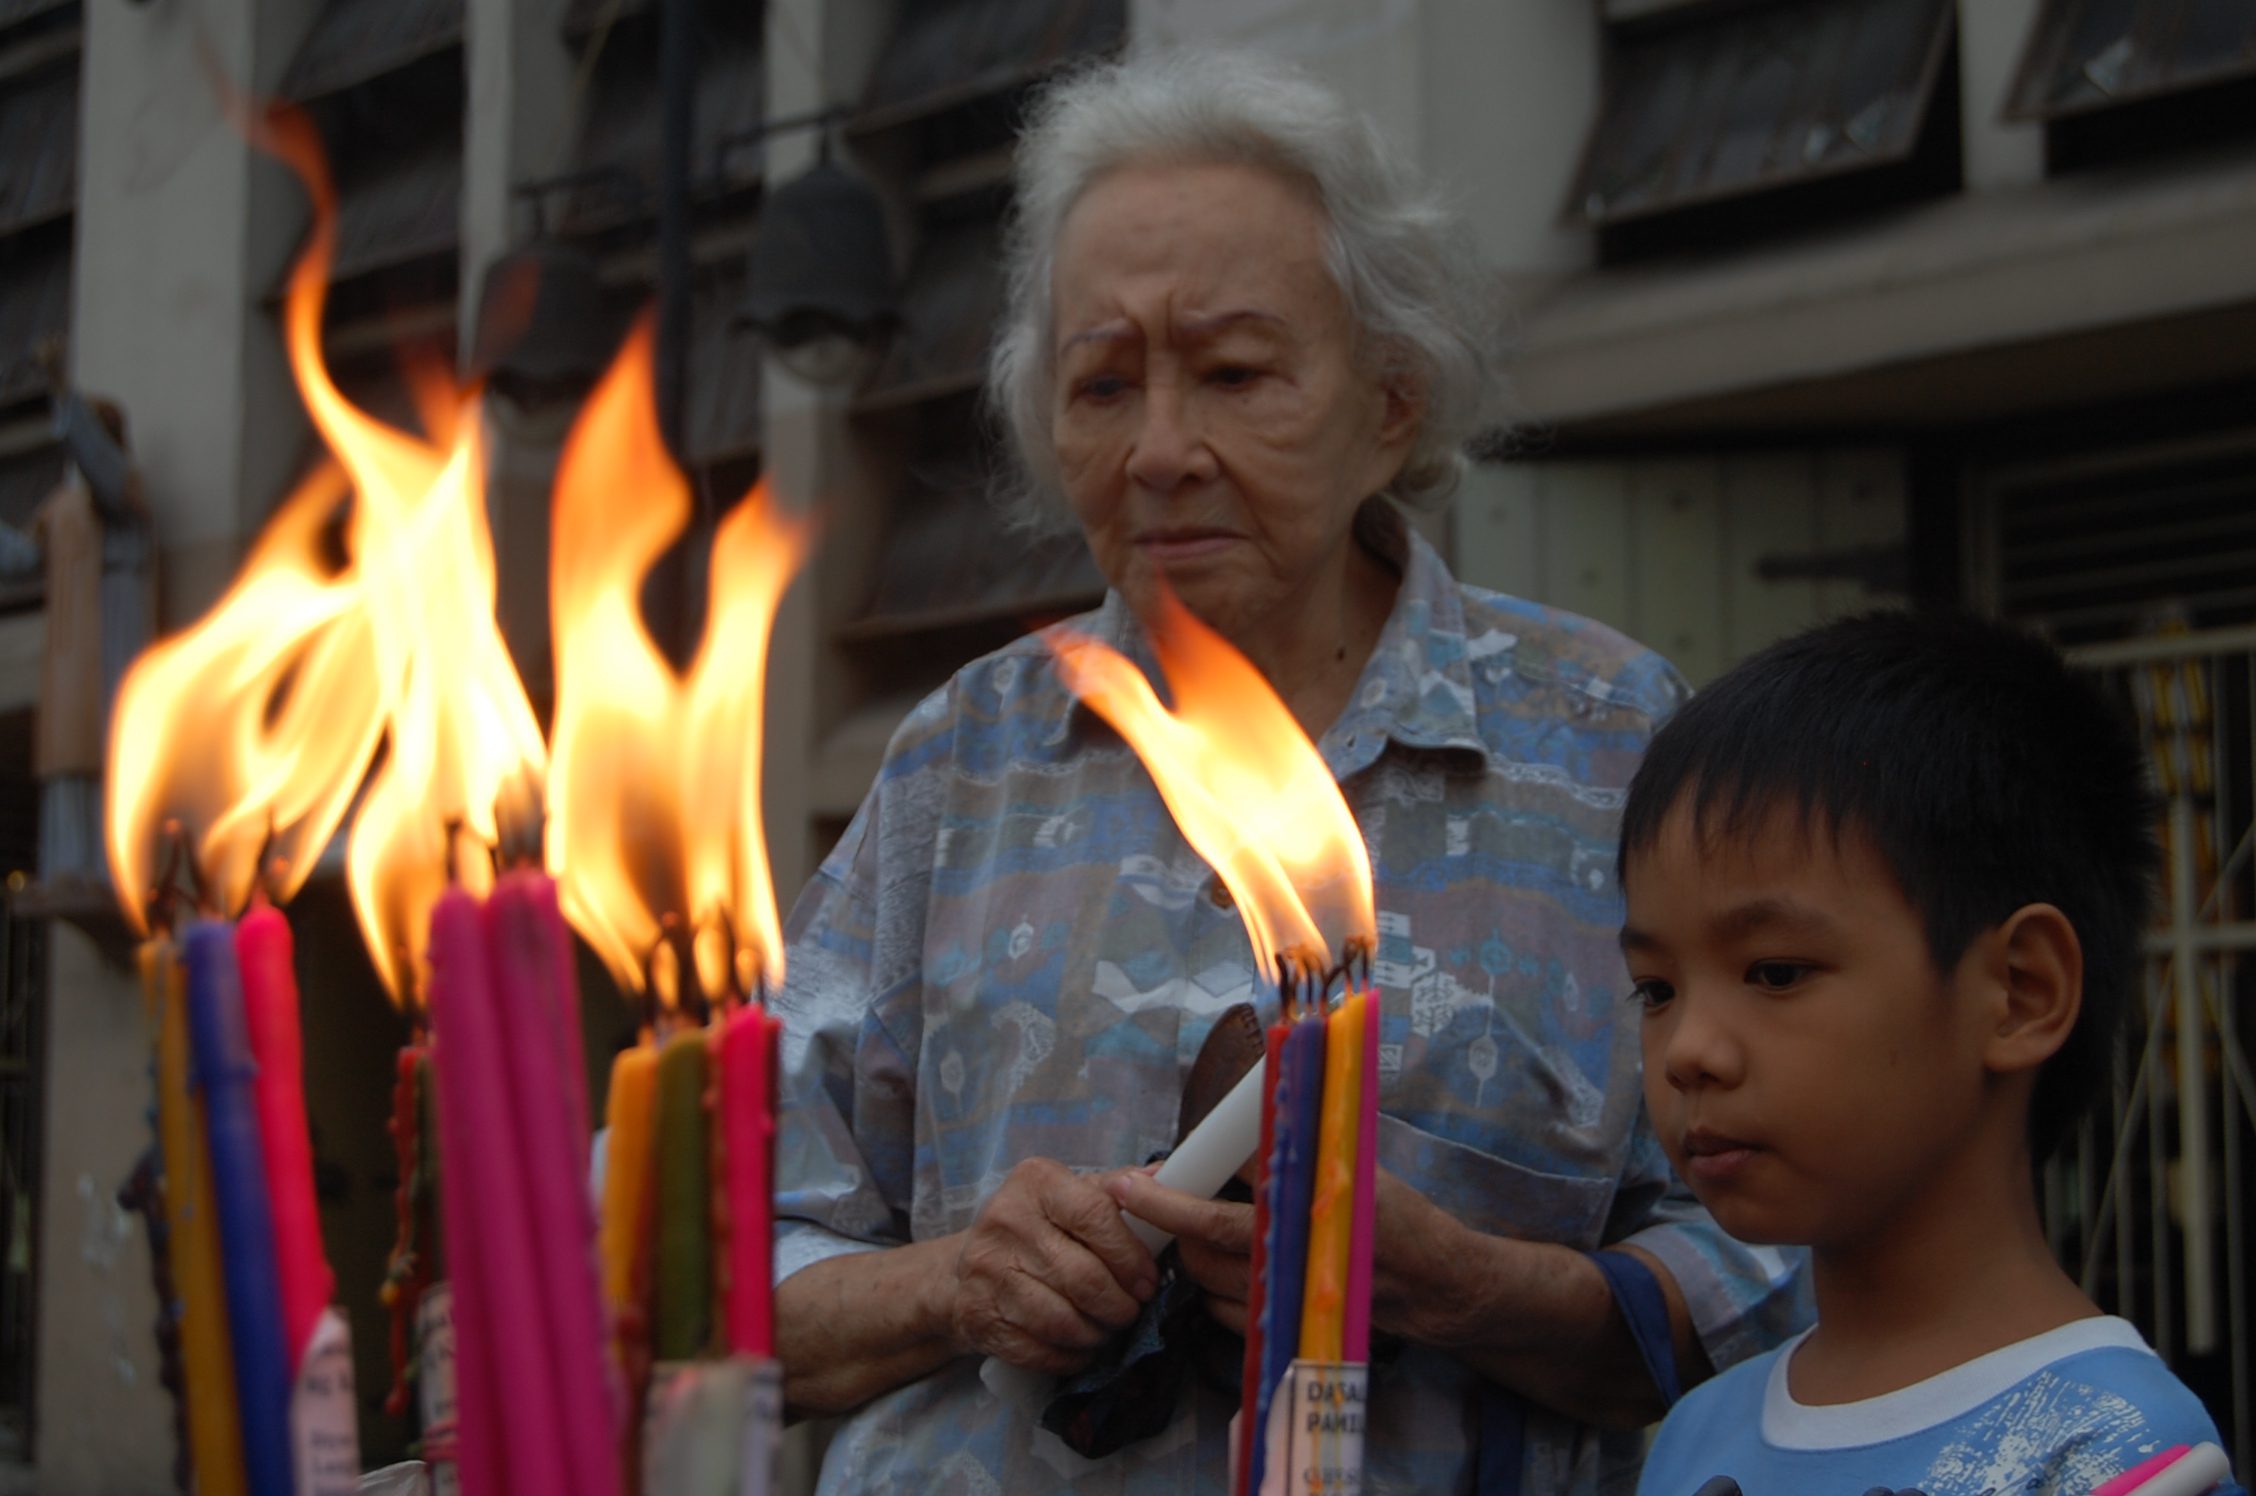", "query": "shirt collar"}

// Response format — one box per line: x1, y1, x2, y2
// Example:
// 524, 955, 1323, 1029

1048, 500, 1487, 776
